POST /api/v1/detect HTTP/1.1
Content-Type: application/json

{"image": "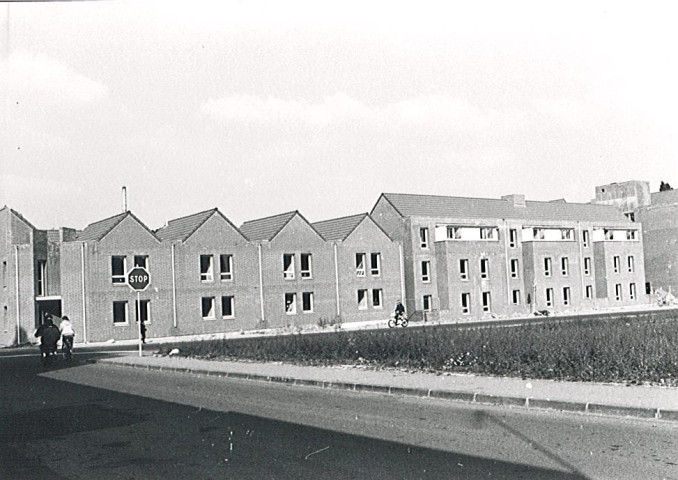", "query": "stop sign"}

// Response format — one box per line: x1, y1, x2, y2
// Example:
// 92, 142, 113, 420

127, 267, 151, 291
